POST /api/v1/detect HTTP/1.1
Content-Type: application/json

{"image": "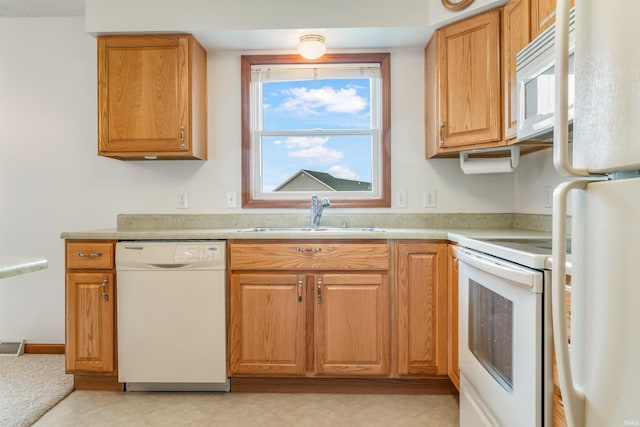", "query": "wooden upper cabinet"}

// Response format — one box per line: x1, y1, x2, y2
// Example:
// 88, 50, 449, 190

98, 34, 207, 160
426, 8, 503, 158
530, 0, 575, 39
503, 0, 531, 141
